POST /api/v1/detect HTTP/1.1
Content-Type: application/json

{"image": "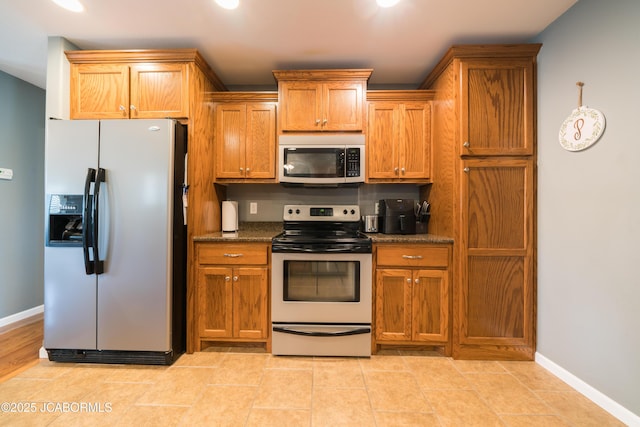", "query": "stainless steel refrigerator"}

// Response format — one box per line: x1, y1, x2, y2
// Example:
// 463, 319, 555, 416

44, 119, 187, 365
